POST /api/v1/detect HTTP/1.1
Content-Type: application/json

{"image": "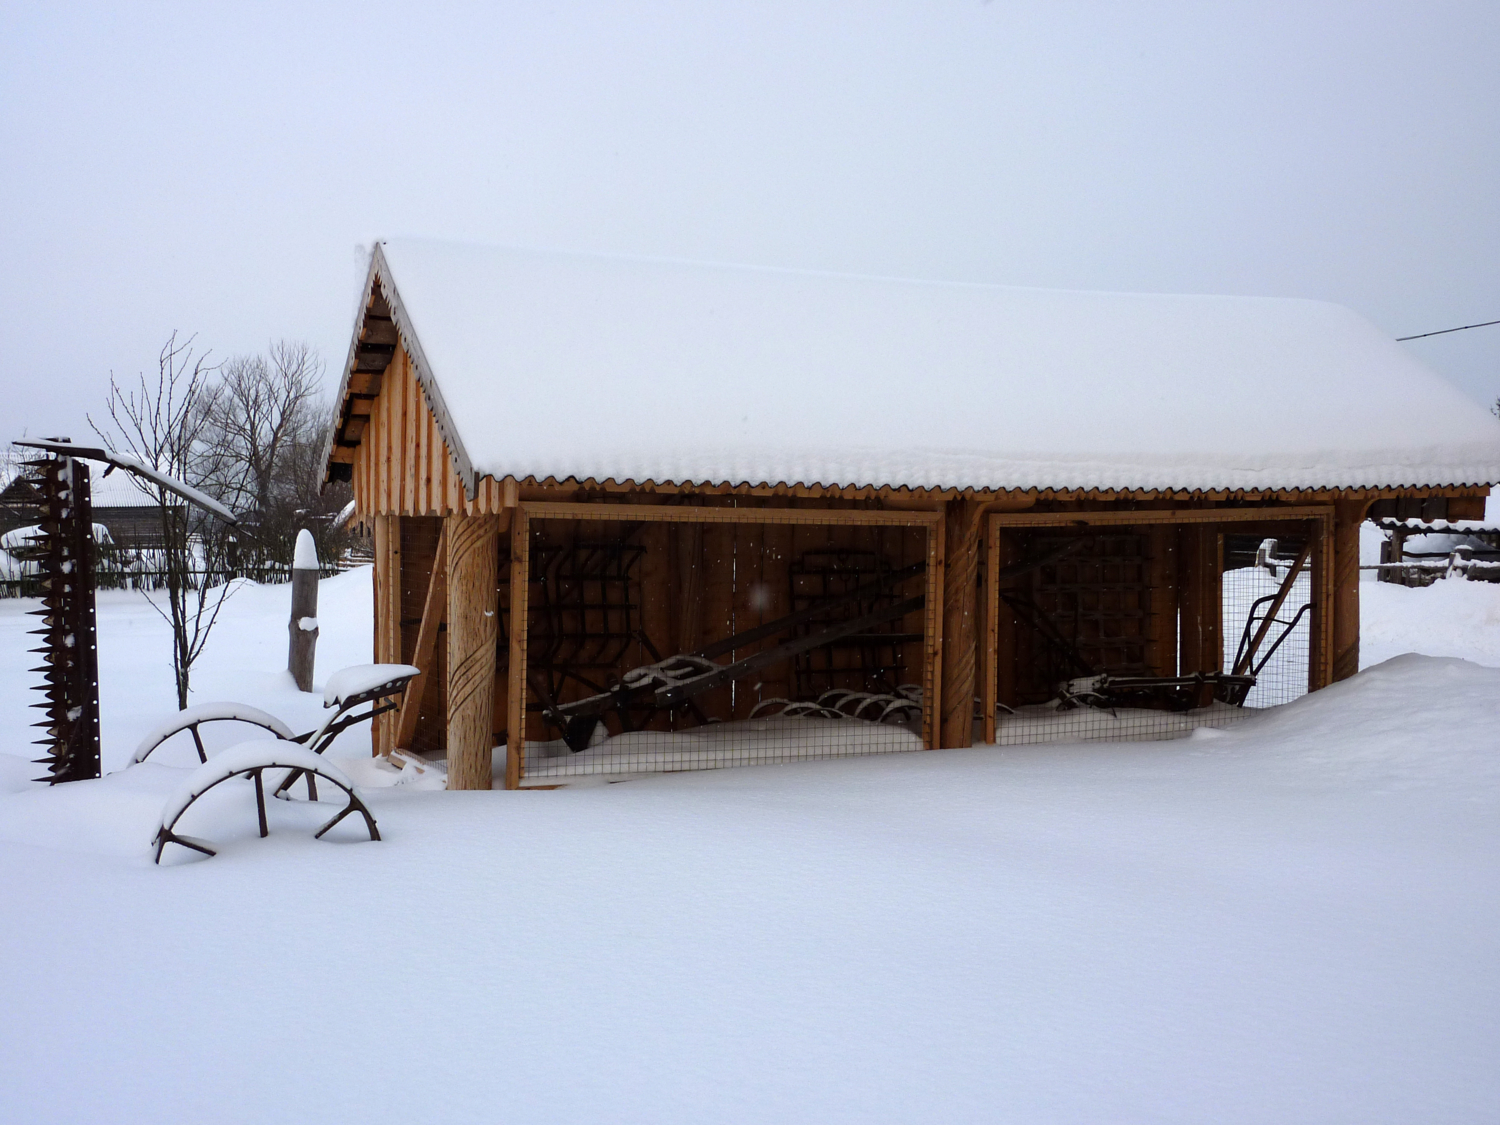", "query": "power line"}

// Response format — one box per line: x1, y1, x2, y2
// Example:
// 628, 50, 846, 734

1397, 318, 1500, 342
